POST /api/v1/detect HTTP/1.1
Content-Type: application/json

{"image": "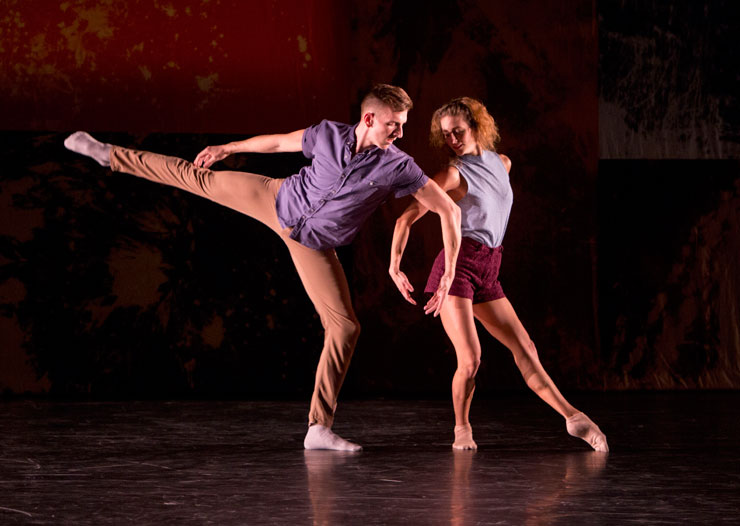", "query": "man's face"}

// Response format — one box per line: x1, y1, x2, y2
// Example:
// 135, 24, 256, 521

366, 106, 407, 149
